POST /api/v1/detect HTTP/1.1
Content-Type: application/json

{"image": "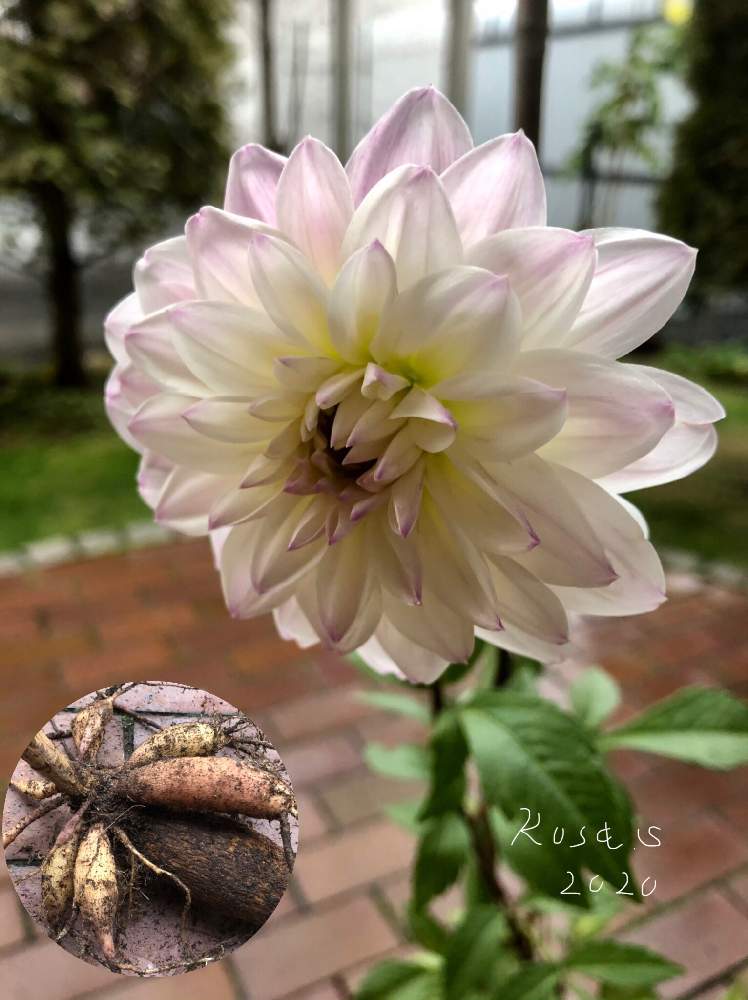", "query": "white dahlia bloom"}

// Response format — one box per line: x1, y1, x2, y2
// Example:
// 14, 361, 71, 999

105, 87, 723, 682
